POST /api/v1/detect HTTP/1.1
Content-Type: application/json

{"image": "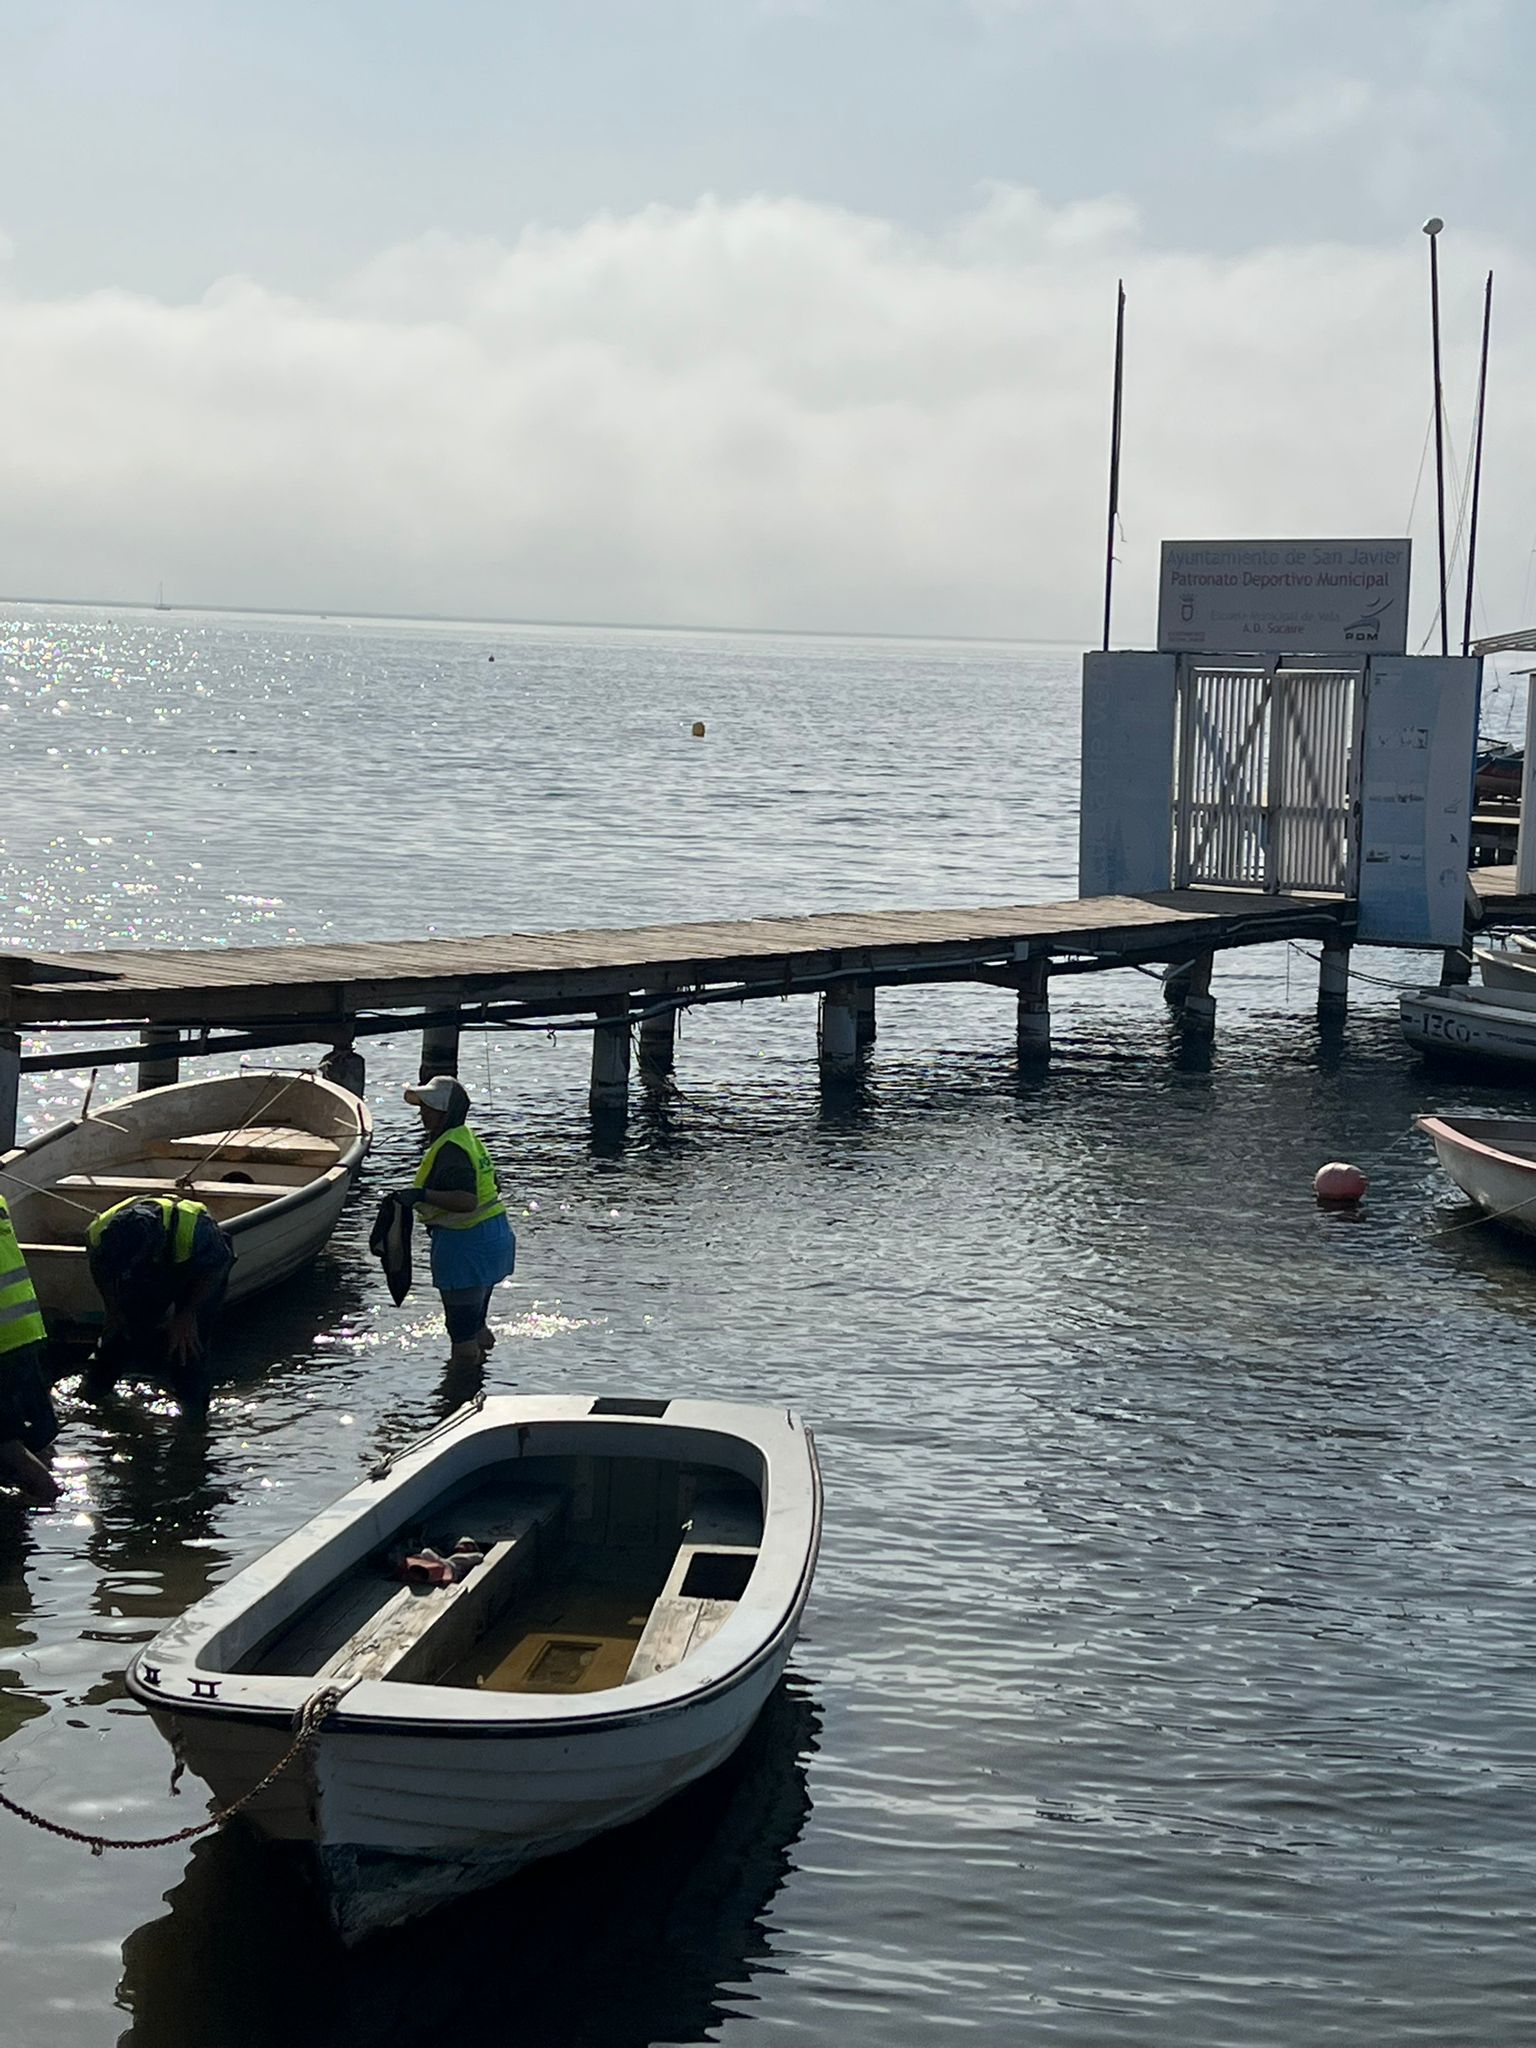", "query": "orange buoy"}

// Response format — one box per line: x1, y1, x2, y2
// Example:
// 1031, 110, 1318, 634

691, 720, 706, 738
1313, 1161, 1368, 1203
